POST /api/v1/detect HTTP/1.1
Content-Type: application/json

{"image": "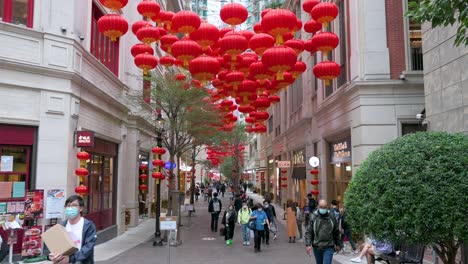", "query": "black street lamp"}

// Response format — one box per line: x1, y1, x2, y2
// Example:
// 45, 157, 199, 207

153, 114, 165, 247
